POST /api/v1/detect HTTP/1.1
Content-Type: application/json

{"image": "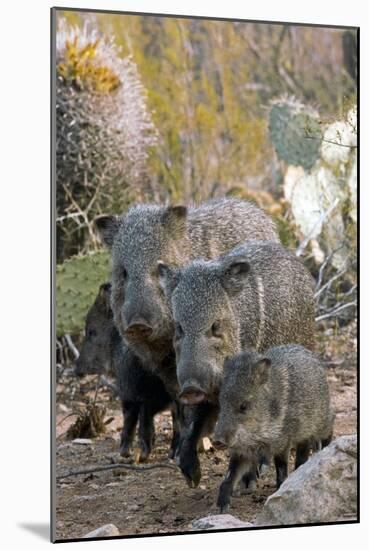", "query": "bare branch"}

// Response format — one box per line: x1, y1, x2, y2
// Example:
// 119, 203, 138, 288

305, 135, 357, 148
314, 264, 348, 300
315, 301, 357, 322
315, 249, 337, 292
64, 334, 80, 360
